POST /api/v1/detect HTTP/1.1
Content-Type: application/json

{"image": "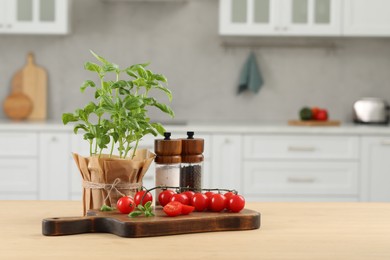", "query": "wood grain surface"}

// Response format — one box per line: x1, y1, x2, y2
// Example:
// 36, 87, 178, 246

2, 201, 390, 260
288, 120, 341, 126
42, 208, 260, 237
12, 53, 47, 120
